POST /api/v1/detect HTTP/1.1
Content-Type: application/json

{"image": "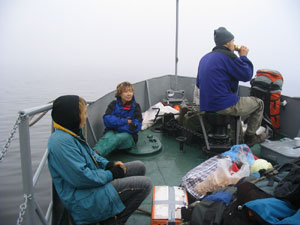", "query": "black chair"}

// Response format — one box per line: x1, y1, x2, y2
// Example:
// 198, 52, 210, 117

199, 112, 241, 155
